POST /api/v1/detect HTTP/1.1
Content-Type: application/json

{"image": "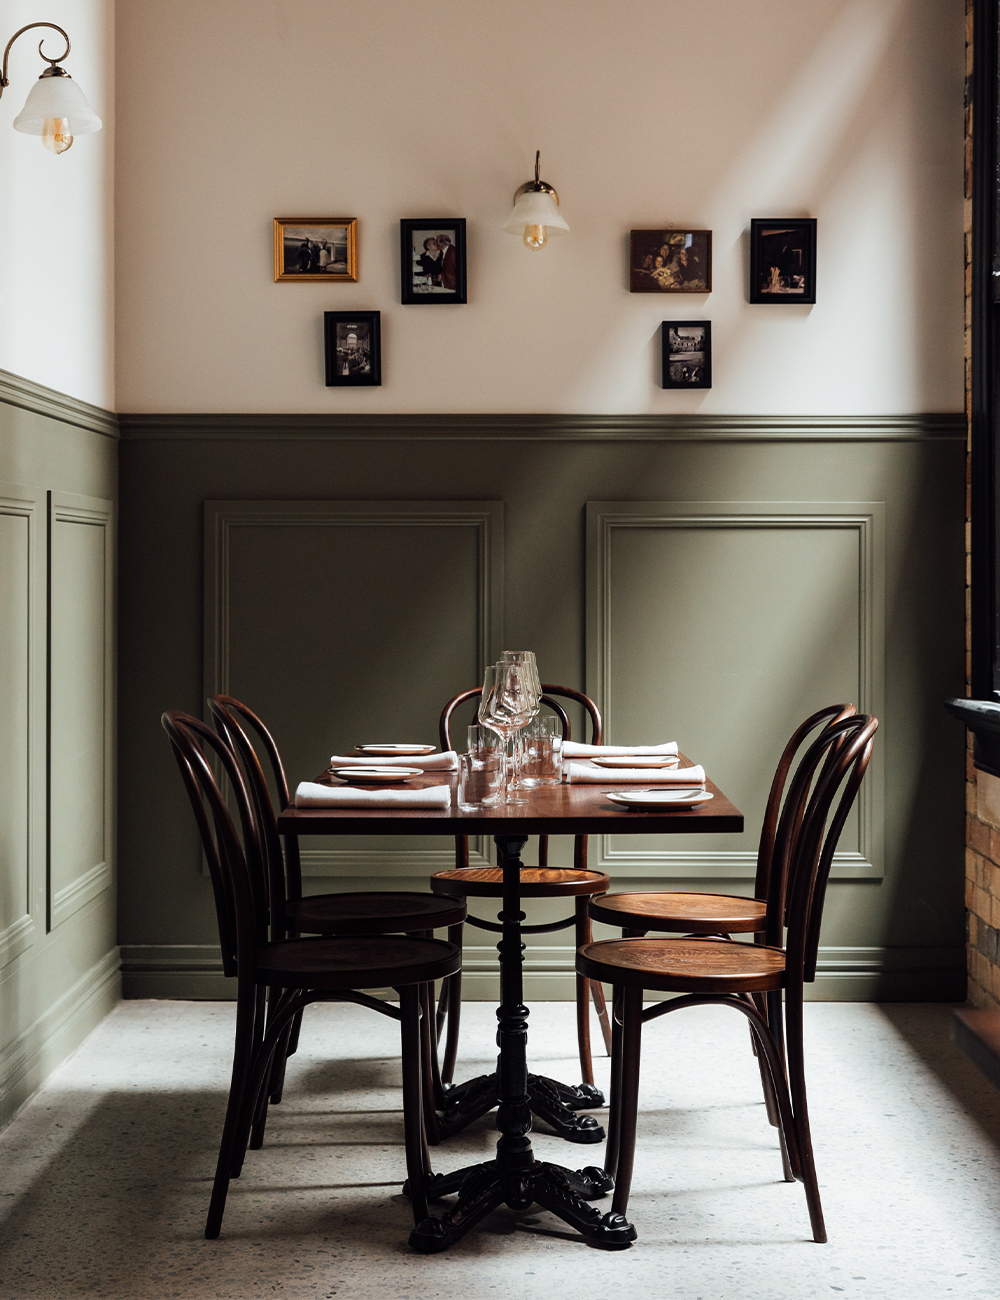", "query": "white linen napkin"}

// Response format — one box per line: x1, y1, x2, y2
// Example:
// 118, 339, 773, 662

565, 762, 705, 785
329, 750, 459, 771
561, 741, 679, 758
295, 781, 452, 809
